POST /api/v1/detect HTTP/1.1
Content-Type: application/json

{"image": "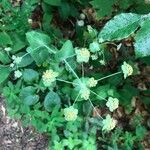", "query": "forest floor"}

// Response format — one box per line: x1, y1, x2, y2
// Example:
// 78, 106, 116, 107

0, 97, 48, 150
